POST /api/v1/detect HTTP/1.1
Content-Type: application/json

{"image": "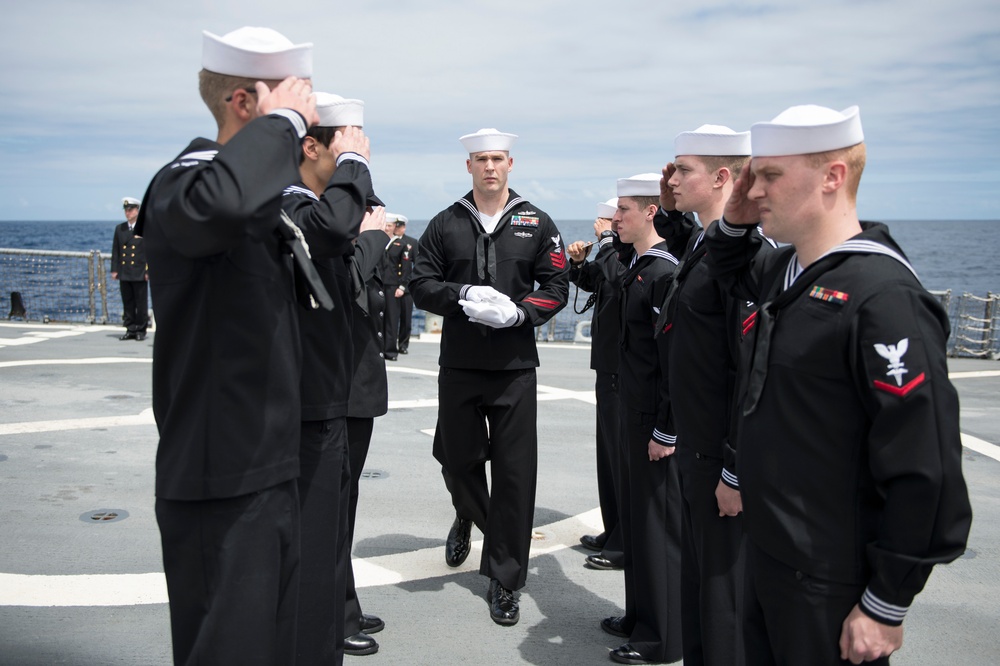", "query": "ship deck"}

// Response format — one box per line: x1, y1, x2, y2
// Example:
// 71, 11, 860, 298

1, 321, 998, 665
